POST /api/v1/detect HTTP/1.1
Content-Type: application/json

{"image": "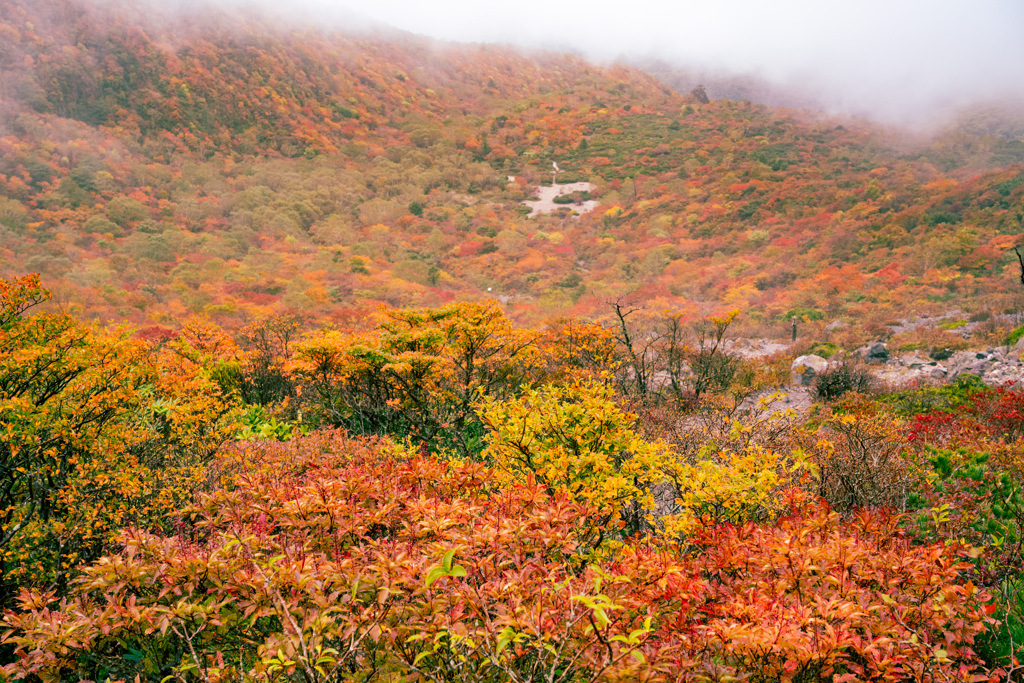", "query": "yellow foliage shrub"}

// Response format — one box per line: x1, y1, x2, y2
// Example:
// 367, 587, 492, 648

478, 379, 671, 534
